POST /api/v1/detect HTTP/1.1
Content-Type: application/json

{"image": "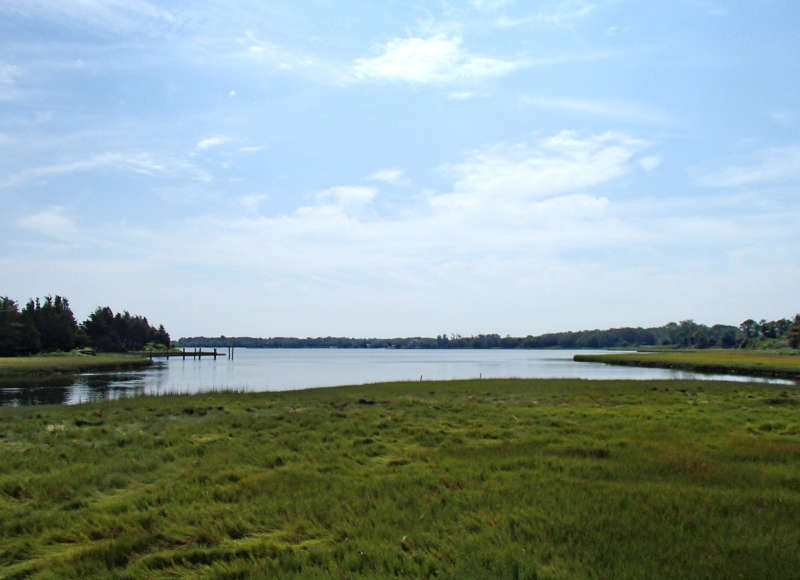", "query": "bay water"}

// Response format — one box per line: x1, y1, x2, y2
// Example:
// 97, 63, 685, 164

1, 348, 792, 406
